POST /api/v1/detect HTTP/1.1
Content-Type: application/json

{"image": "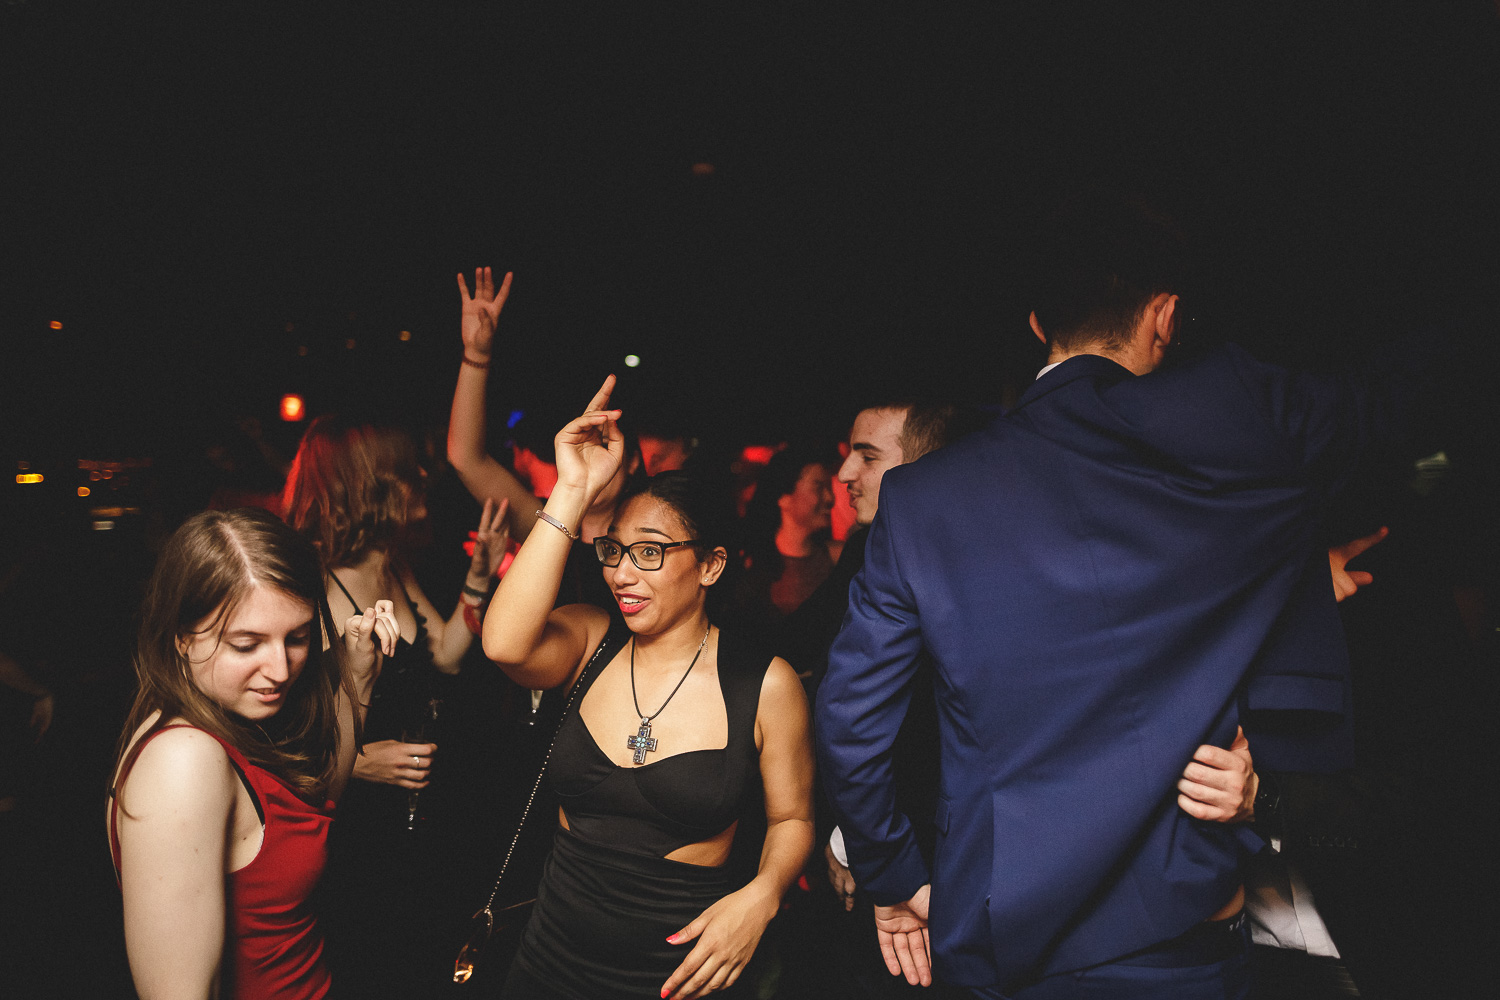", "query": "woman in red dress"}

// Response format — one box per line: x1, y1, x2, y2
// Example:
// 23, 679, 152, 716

108, 507, 398, 999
